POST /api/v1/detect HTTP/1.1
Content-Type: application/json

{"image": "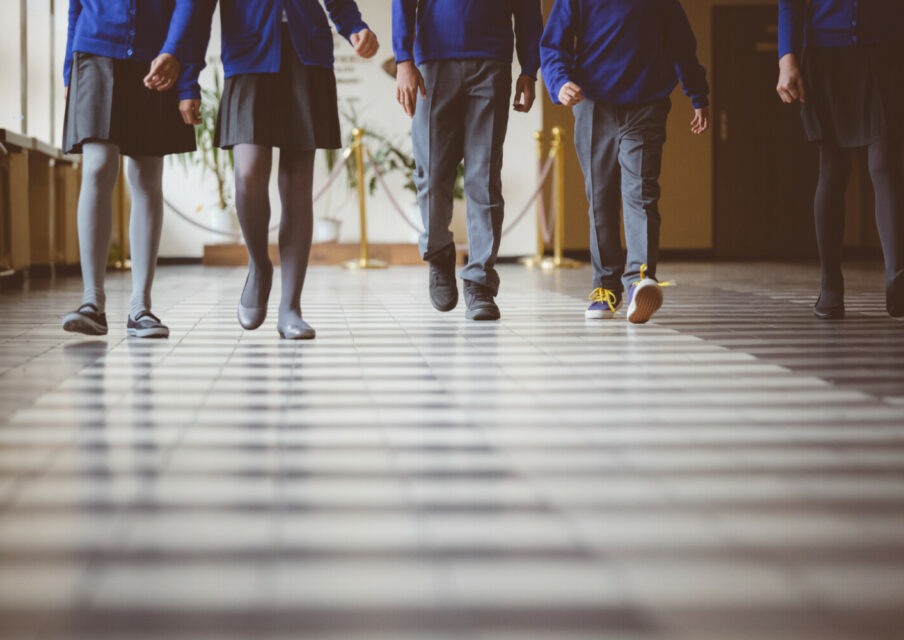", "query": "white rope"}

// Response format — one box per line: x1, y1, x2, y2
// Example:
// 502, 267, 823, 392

367, 148, 556, 242
163, 146, 354, 238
